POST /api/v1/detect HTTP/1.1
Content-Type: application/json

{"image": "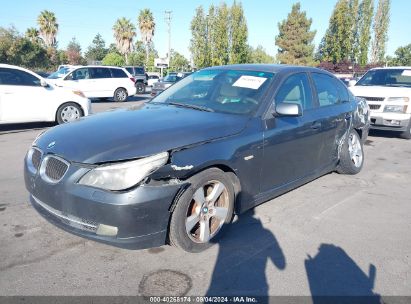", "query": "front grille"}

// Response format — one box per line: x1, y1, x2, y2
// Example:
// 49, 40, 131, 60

42, 156, 69, 183
33, 196, 98, 233
369, 104, 381, 110
358, 96, 385, 102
